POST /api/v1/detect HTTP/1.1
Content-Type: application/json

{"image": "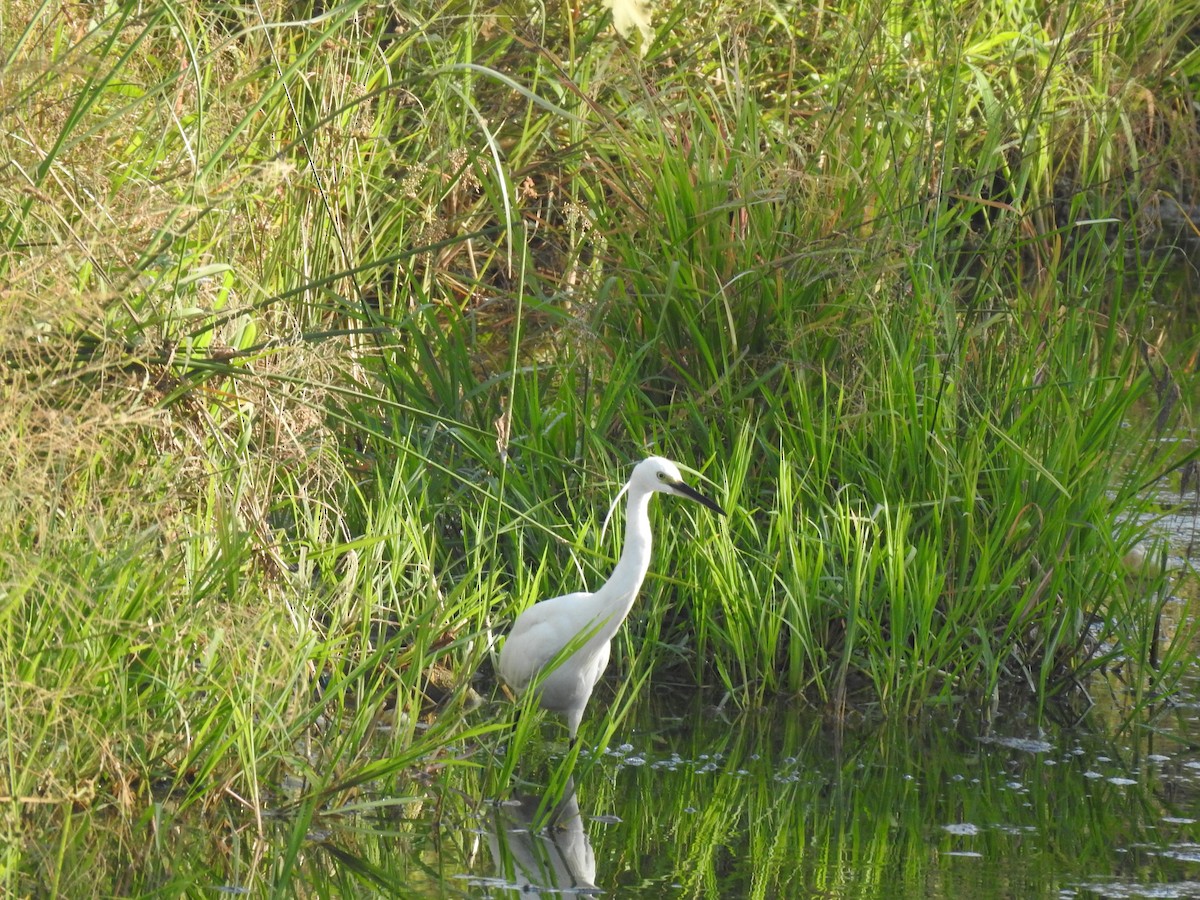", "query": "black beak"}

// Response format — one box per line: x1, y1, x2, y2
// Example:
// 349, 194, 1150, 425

670, 480, 726, 516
